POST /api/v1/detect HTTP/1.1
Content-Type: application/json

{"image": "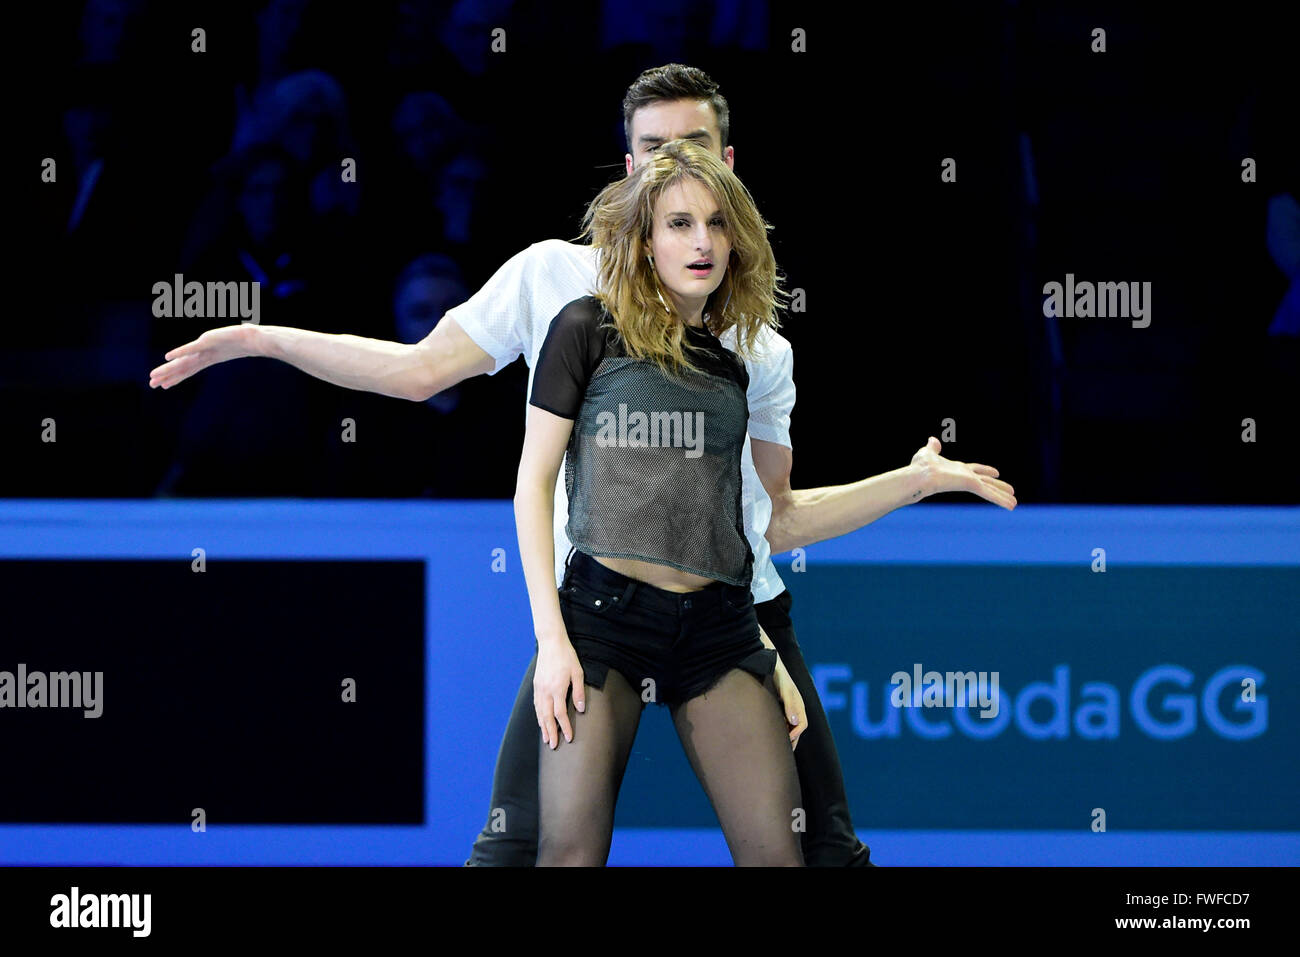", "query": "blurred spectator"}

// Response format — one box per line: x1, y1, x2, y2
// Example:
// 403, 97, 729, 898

182, 143, 317, 325
599, 0, 768, 60
252, 0, 313, 85
436, 149, 489, 248
392, 91, 467, 176
386, 0, 443, 73
373, 91, 480, 267
5, 0, 1282, 504
61, 93, 114, 234
231, 69, 360, 221
158, 143, 338, 495
438, 0, 518, 77
393, 253, 470, 413
1265, 191, 1300, 337
77, 0, 146, 66
321, 252, 526, 498
52, 68, 169, 300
